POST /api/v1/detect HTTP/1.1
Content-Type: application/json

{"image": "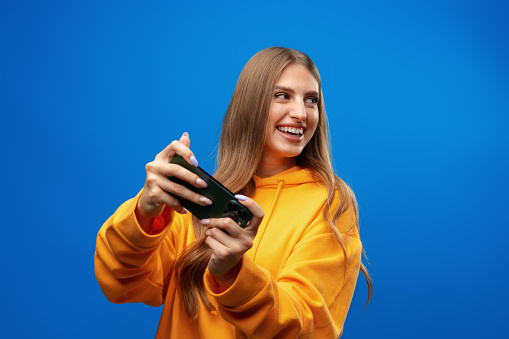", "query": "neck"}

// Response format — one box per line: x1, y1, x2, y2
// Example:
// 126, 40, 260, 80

256, 155, 296, 178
